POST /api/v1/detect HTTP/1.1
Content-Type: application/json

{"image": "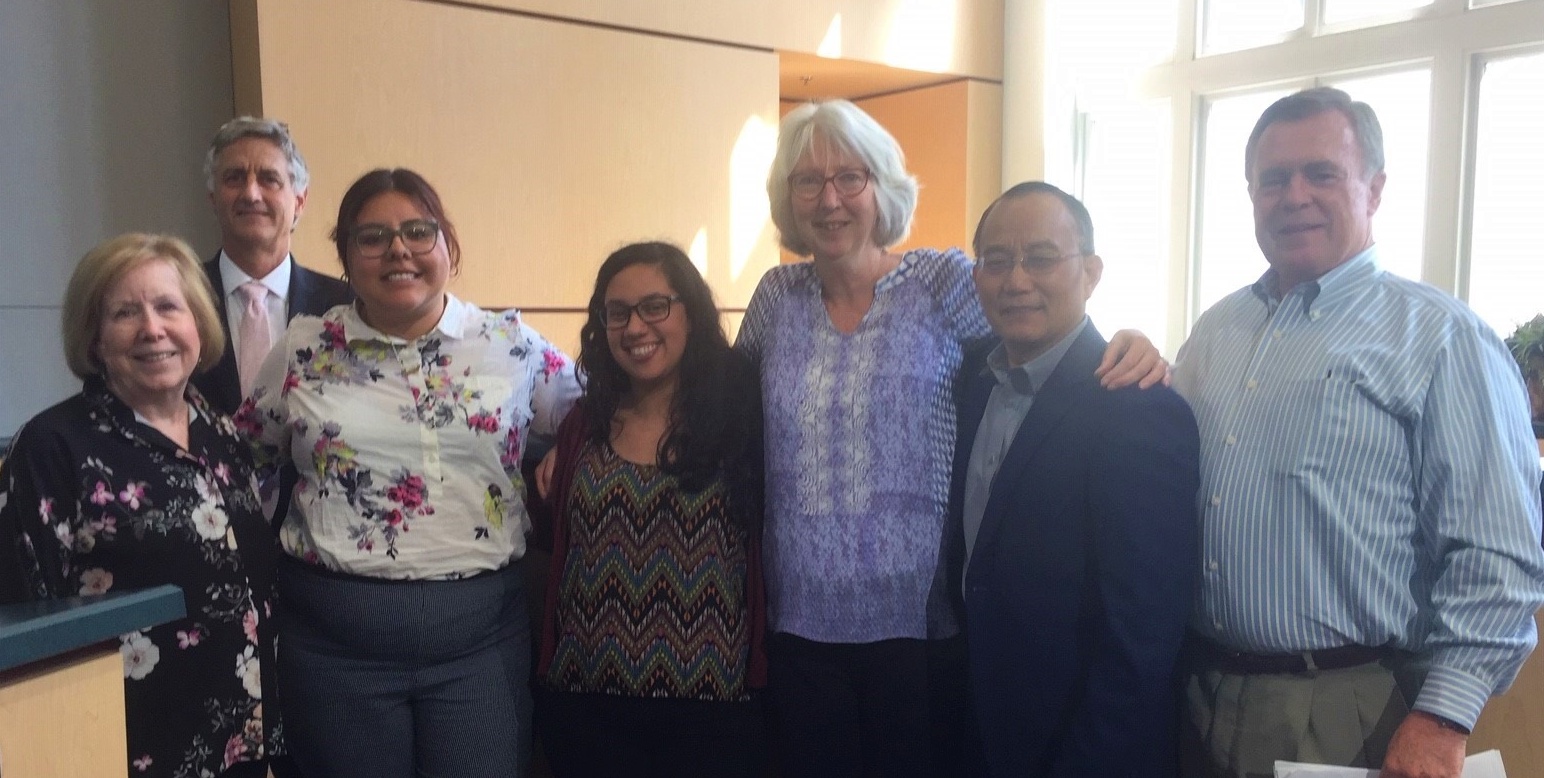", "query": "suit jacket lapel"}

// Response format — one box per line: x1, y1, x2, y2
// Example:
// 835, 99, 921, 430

287, 259, 311, 318
946, 349, 998, 606
196, 256, 244, 413
970, 325, 1108, 566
